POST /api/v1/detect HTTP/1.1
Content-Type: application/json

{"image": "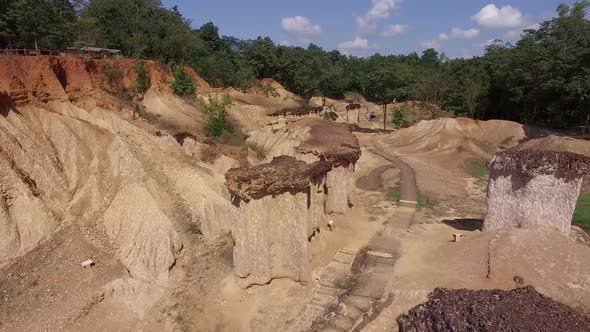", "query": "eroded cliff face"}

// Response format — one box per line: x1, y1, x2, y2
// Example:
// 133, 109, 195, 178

0, 57, 236, 286
246, 118, 361, 214
485, 150, 590, 235
226, 156, 331, 287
